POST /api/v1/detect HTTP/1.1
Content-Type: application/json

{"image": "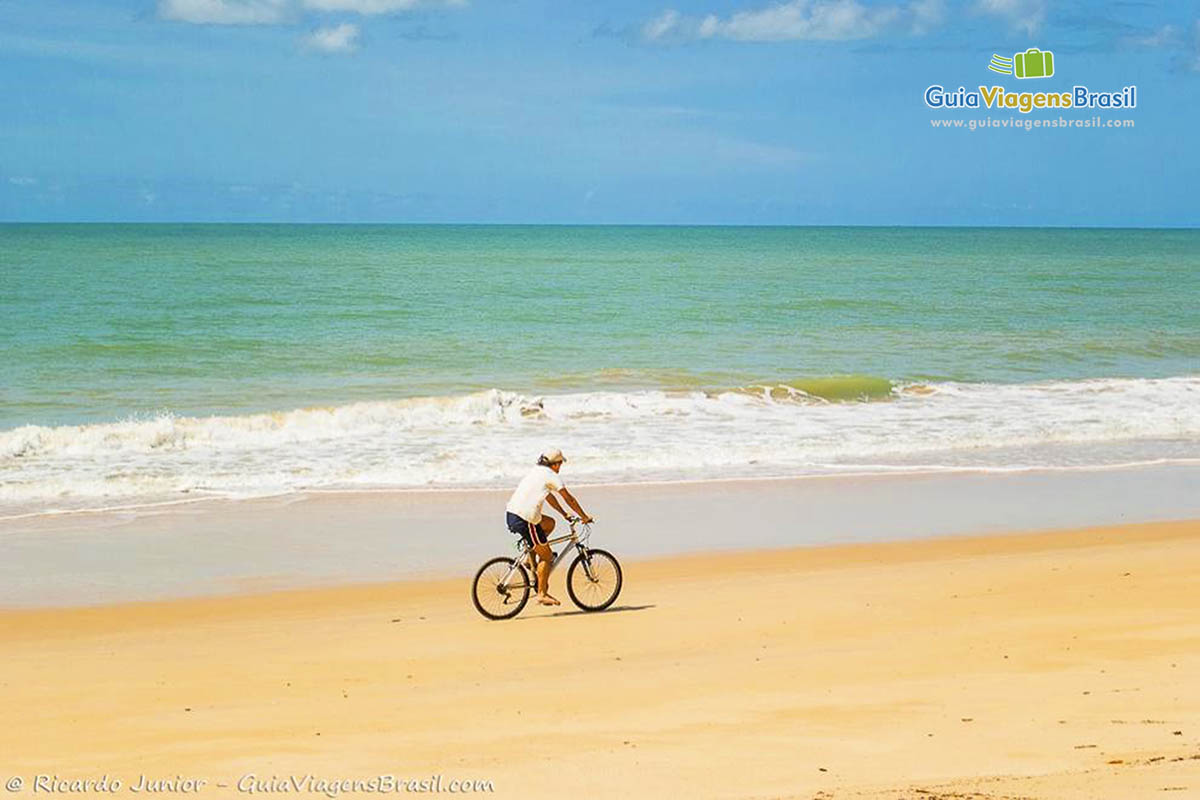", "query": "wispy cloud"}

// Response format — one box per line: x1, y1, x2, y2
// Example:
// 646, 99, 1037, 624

642, 0, 943, 44
703, 136, 814, 168
158, 0, 290, 25
8, 176, 38, 187
301, 22, 360, 52
1188, 19, 1200, 73
157, 0, 462, 54
1126, 23, 1179, 49
300, 0, 451, 14
974, 0, 1046, 36
643, 9, 683, 42
158, 0, 461, 23
909, 0, 944, 34
1125, 18, 1200, 73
